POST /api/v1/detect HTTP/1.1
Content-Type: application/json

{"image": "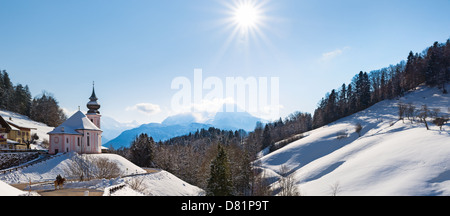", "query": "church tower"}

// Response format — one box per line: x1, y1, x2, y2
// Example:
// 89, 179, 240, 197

86, 82, 101, 129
